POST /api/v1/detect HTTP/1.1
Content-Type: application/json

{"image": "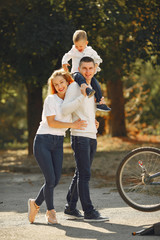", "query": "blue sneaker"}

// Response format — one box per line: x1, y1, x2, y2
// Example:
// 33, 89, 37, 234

97, 104, 111, 112
84, 209, 109, 222
64, 206, 83, 219
86, 88, 95, 98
